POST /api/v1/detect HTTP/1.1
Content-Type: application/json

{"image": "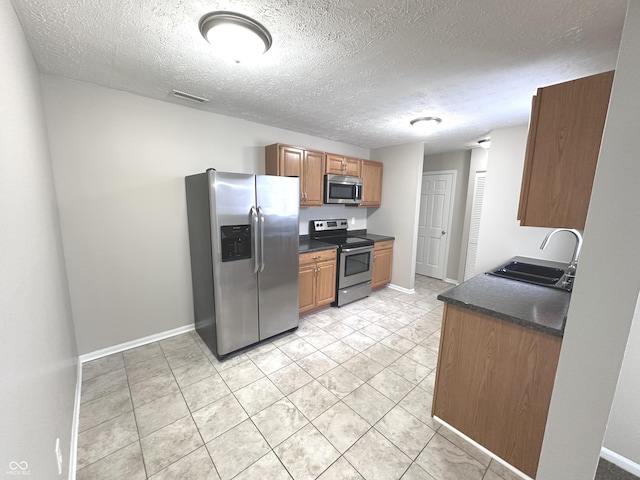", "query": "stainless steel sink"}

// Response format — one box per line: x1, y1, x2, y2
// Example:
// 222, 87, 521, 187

487, 257, 572, 291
